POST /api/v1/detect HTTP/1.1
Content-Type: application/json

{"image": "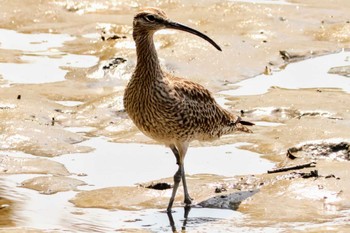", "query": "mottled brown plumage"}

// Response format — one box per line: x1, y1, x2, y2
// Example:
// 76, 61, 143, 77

123, 7, 253, 212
